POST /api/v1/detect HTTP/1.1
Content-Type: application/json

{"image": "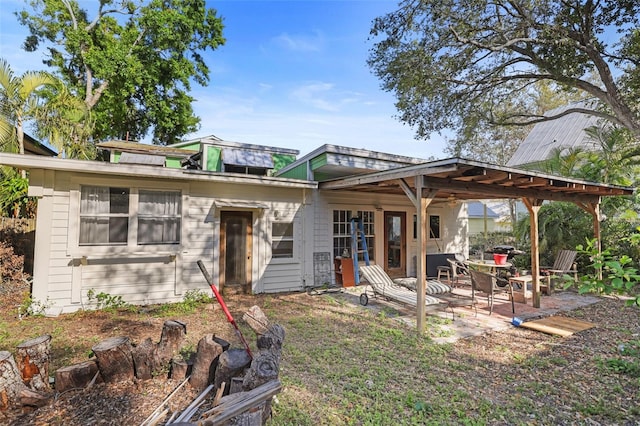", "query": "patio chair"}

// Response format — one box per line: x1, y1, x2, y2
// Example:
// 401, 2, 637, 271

541, 249, 578, 293
469, 269, 514, 315
447, 258, 471, 287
